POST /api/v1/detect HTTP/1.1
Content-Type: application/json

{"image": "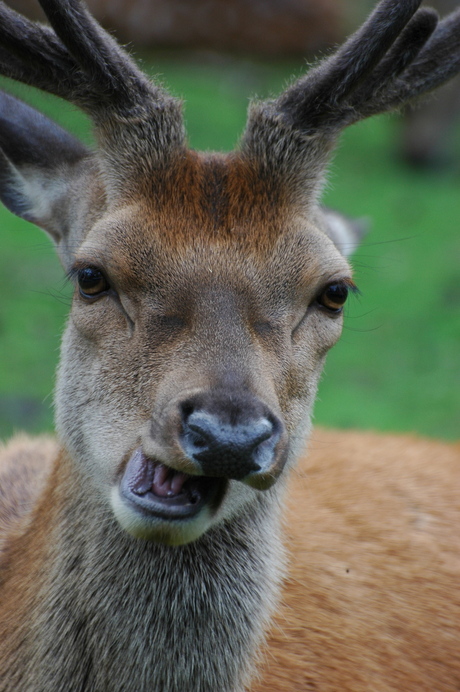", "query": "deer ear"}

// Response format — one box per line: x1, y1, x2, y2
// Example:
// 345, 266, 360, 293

319, 208, 369, 257
0, 91, 88, 242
